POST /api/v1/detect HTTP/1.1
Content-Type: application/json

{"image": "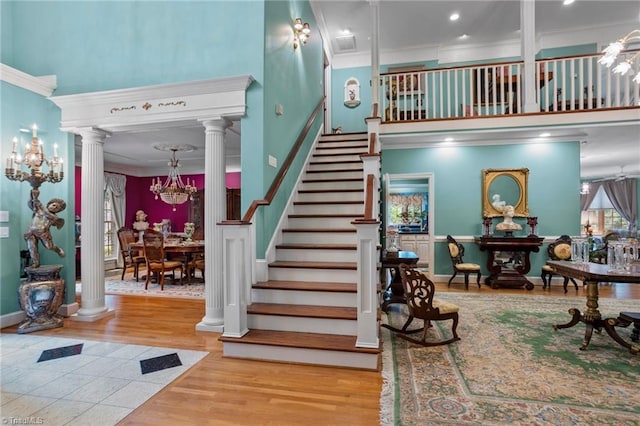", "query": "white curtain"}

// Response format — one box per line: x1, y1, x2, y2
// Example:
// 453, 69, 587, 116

105, 172, 127, 266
